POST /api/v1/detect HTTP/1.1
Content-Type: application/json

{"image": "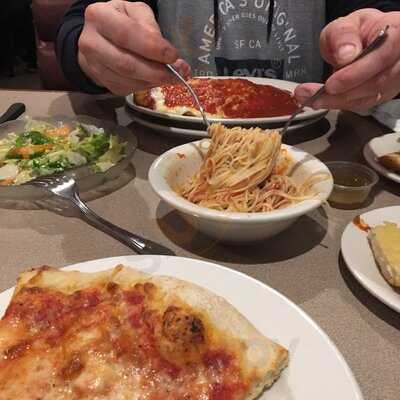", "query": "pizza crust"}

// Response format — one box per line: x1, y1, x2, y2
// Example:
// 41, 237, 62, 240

151, 275, 288, 399
14, 264, 144, 296
11, 265, 288, 399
